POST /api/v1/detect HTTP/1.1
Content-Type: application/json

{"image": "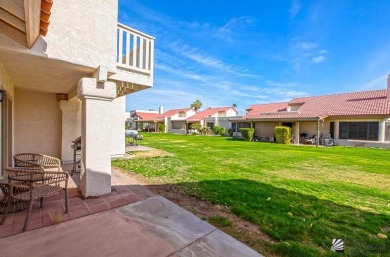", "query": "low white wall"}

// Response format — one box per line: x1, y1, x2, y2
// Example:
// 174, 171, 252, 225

170, 129, 186, 134
334, 139, 390, 148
